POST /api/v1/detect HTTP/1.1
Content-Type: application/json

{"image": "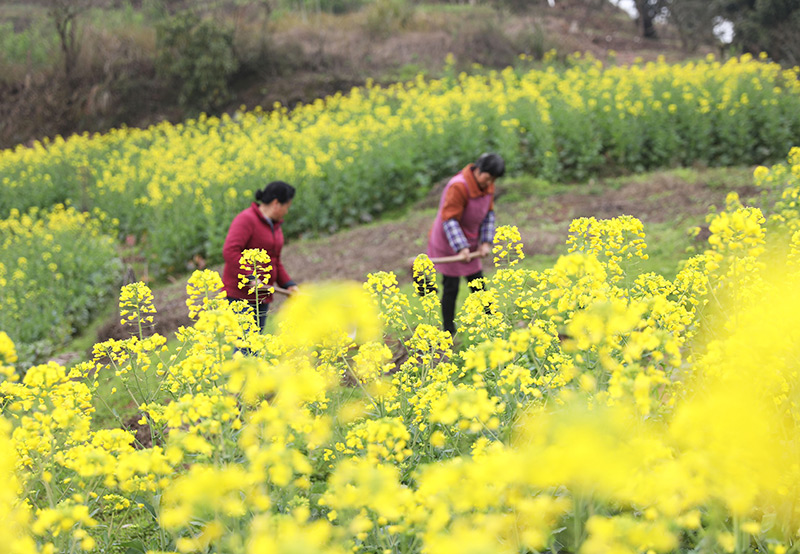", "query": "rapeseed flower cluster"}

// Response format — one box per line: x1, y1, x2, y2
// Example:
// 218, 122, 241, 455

118, 281, 157, 335
350, 341, 394, 384
0, 418, 37, 554
492, 224, 525, 267
277, 281, 381, 349
365, 271, 412, 332
567, 215, 649, 281
0, 330, 18, 382
337, 416, 412, 463
411, 254, 441, 324
237, 248, 272, 299
31, 501, 97, 551
186, 268, 227, 319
